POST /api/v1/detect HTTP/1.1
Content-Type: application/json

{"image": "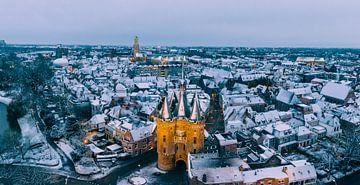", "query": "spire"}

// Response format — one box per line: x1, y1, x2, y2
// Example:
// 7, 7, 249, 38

177, 62, 190, 117
160, 96, 170, 119
181, 60, 184, 80
177, 88, 186, 117
190, 93, 202, 121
